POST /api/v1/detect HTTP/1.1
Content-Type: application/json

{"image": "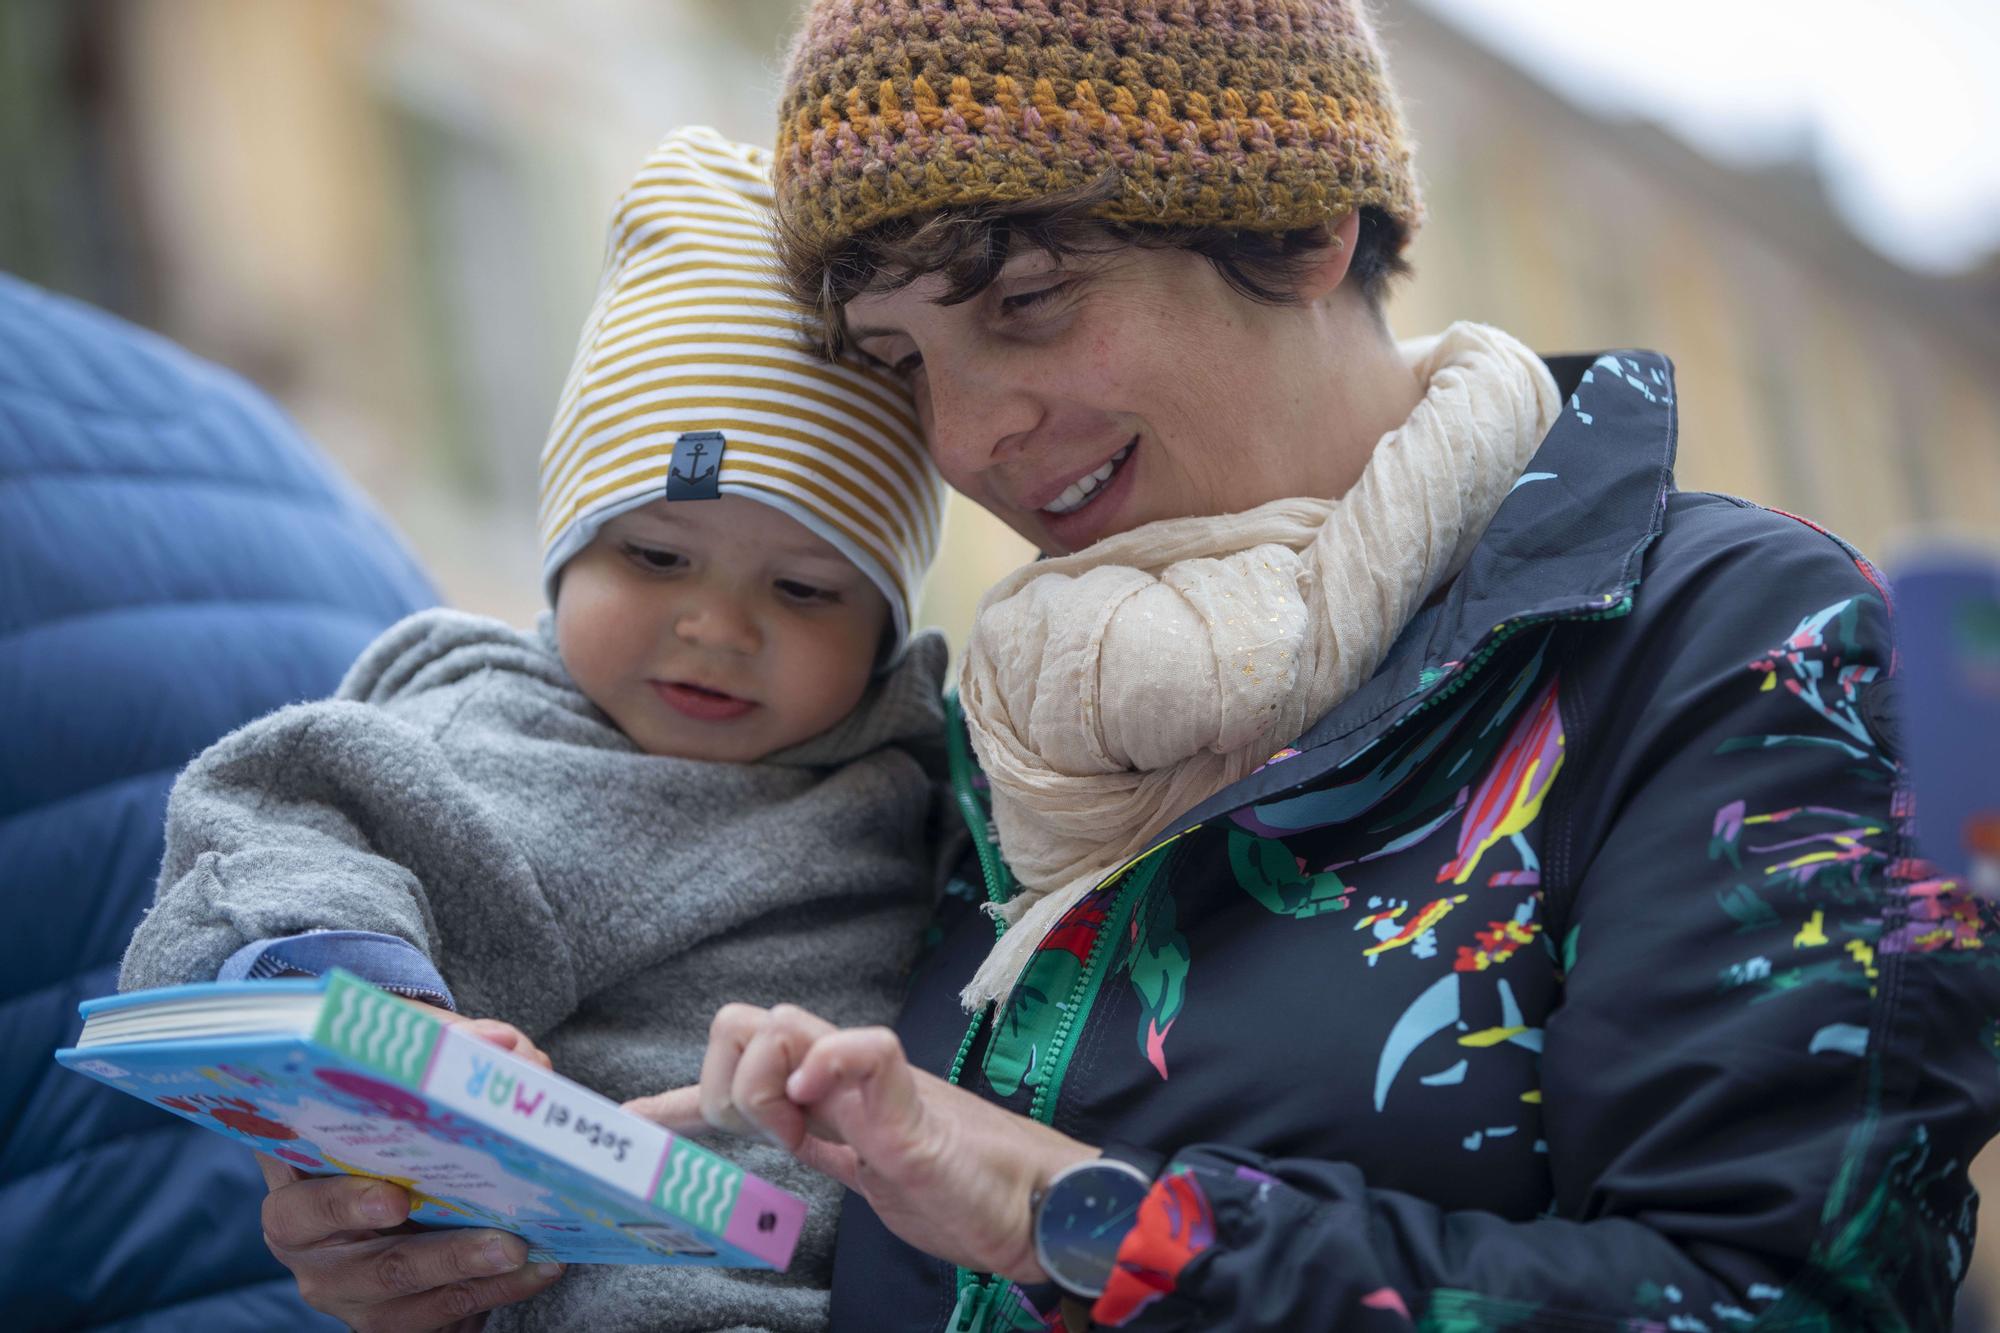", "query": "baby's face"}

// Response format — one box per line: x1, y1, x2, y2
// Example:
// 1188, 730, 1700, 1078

554, 496, 890, 762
